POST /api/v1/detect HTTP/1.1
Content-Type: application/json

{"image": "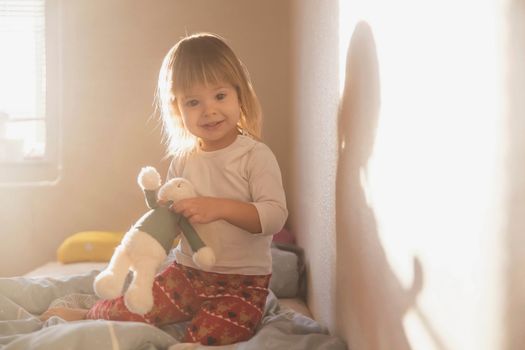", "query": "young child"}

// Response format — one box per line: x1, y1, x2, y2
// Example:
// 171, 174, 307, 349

40, 33, 288, 346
